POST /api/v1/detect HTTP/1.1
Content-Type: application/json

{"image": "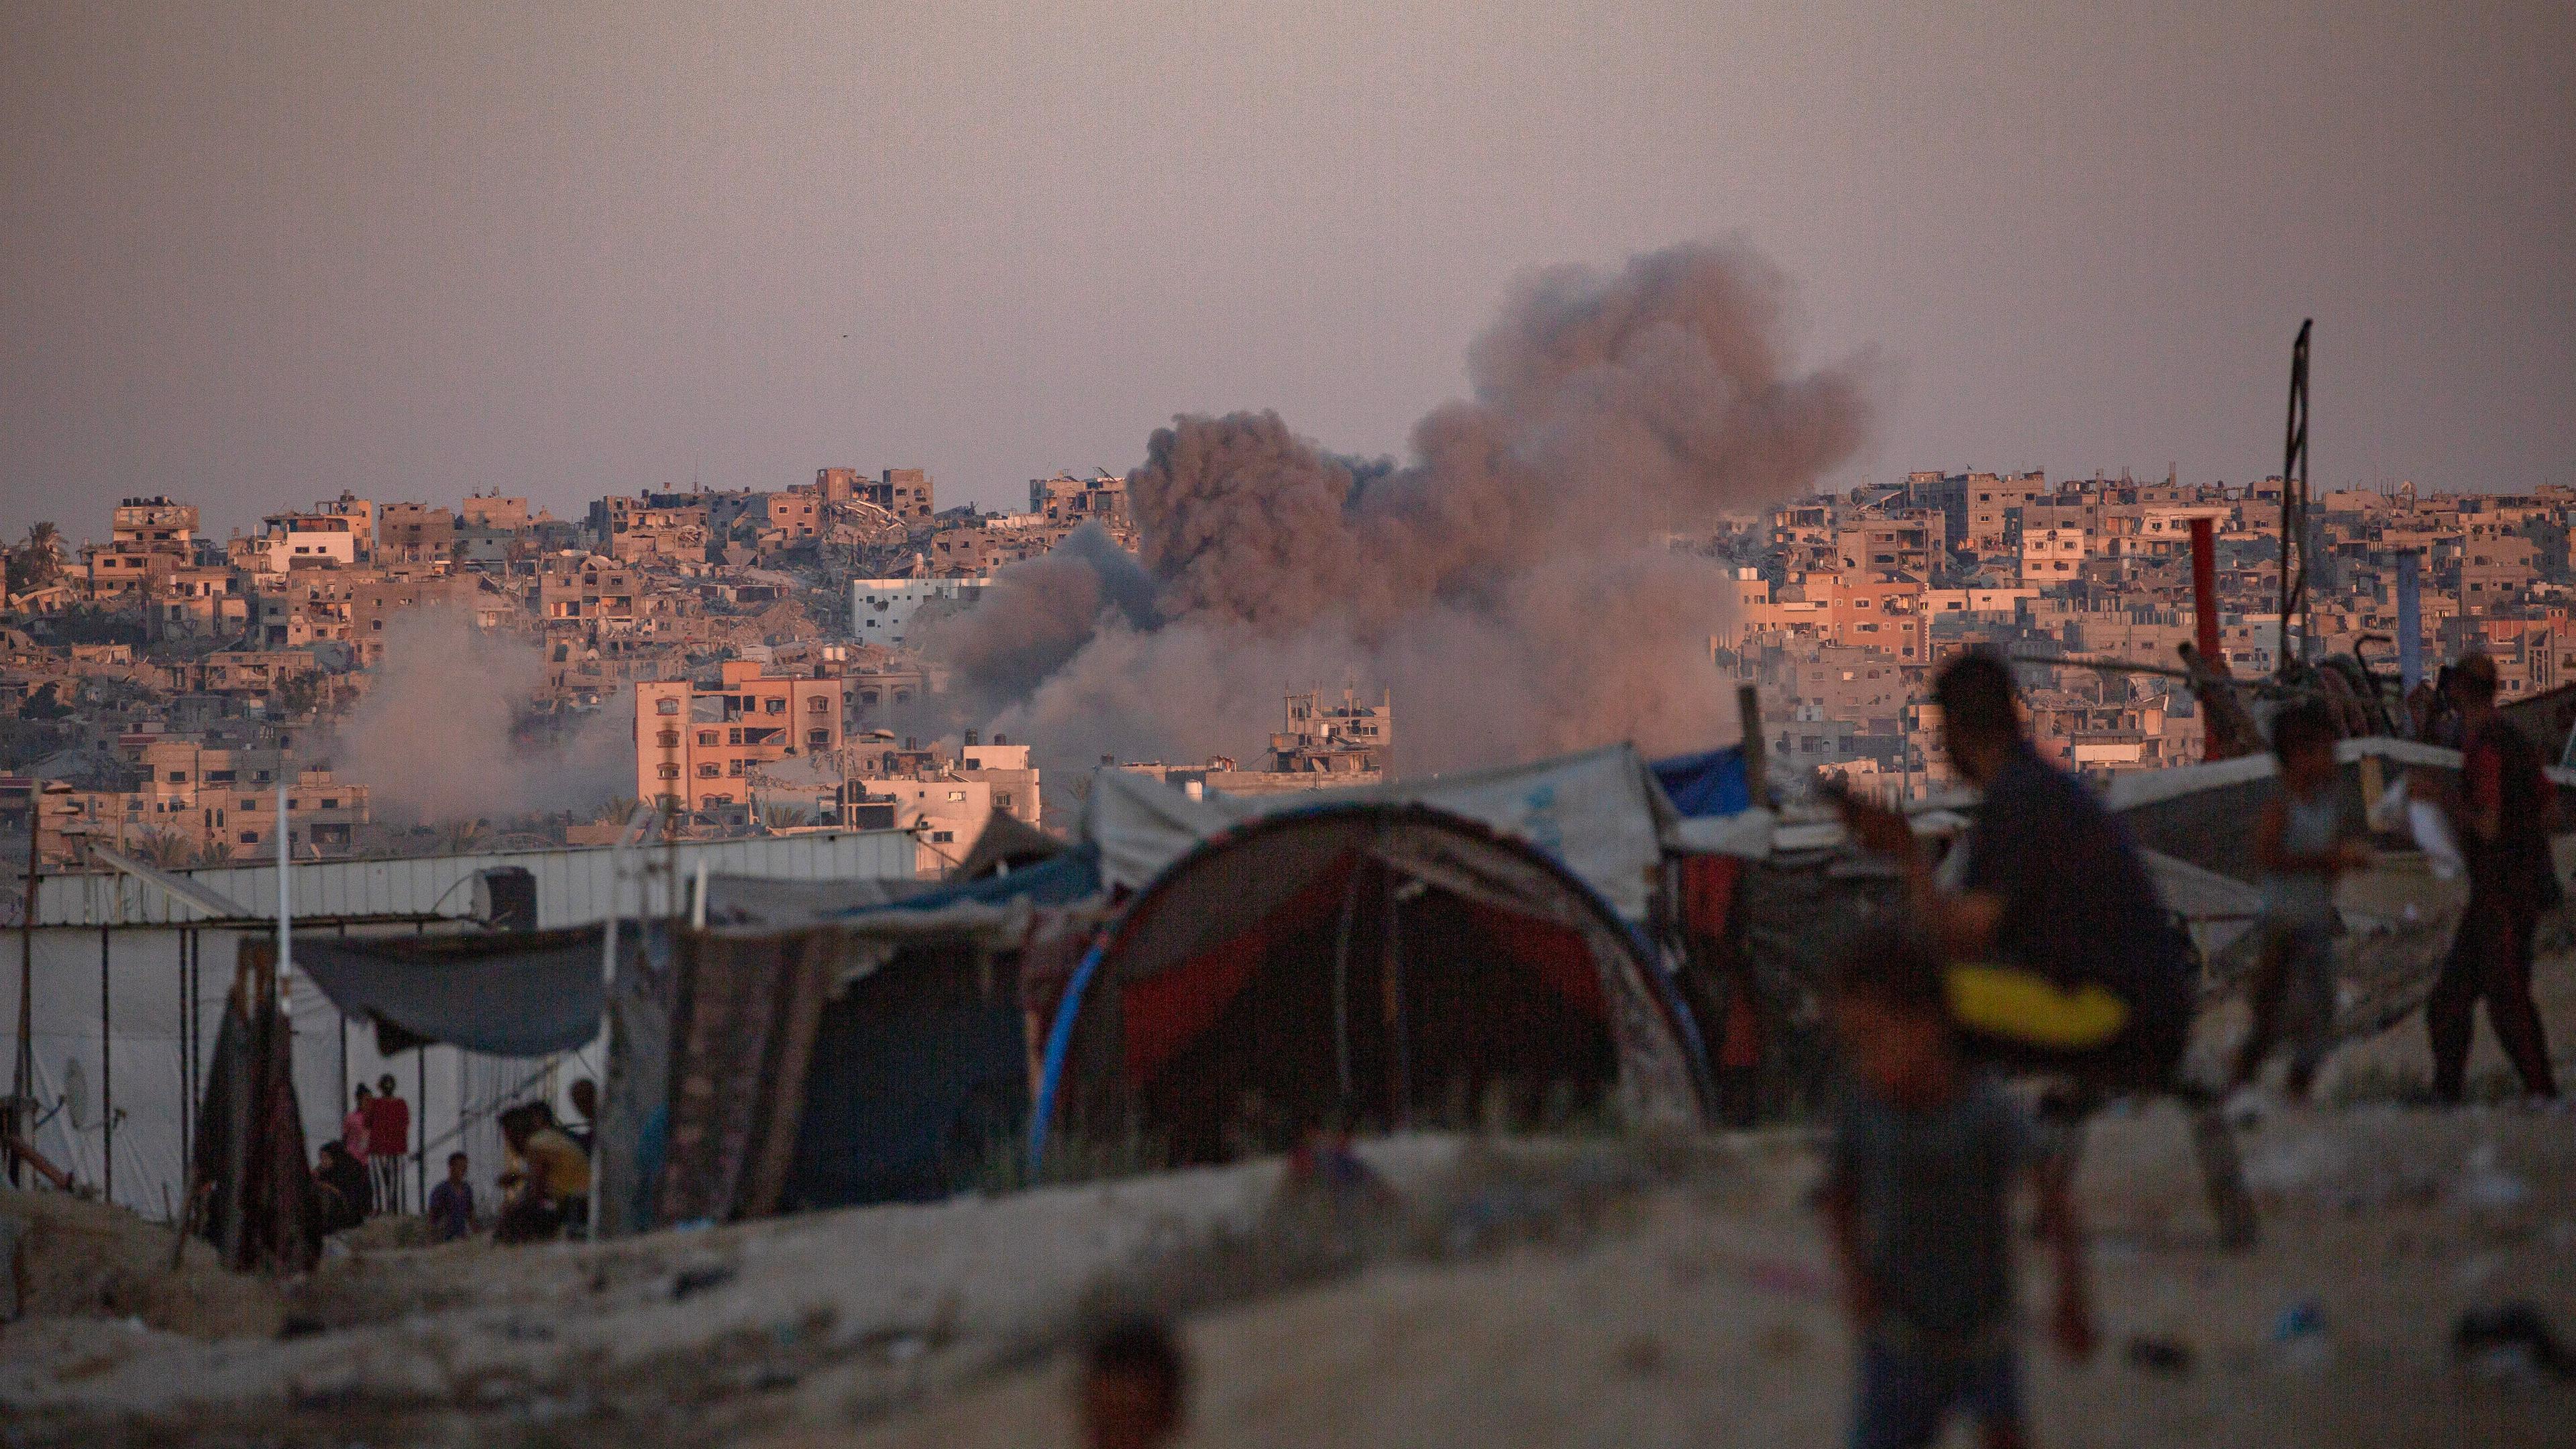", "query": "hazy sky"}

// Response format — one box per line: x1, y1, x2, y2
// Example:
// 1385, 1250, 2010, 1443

5, 1, 2569, 539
